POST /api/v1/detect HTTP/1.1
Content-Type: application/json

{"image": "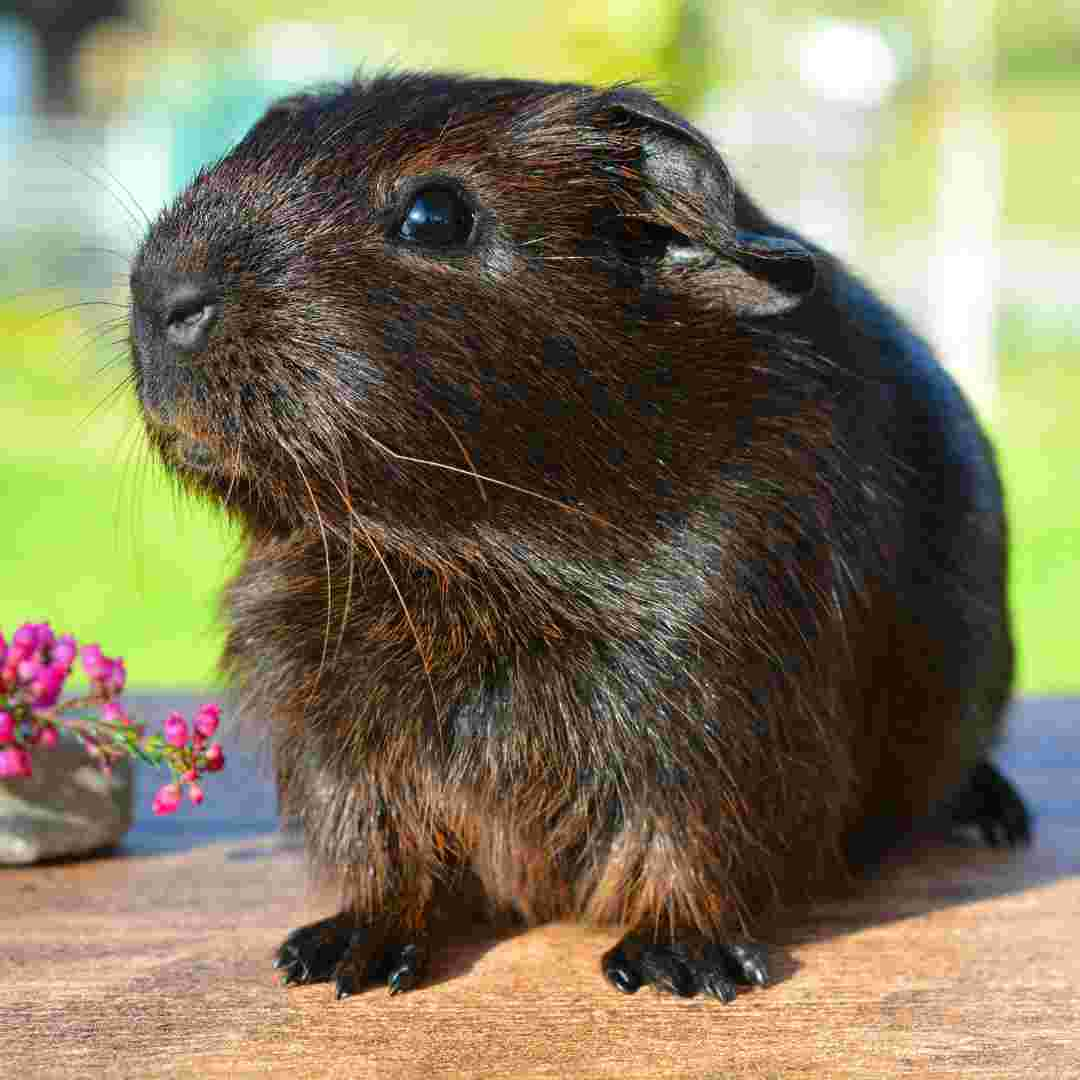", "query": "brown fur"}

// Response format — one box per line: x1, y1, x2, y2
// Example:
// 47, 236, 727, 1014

130, 73, 1017, 989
